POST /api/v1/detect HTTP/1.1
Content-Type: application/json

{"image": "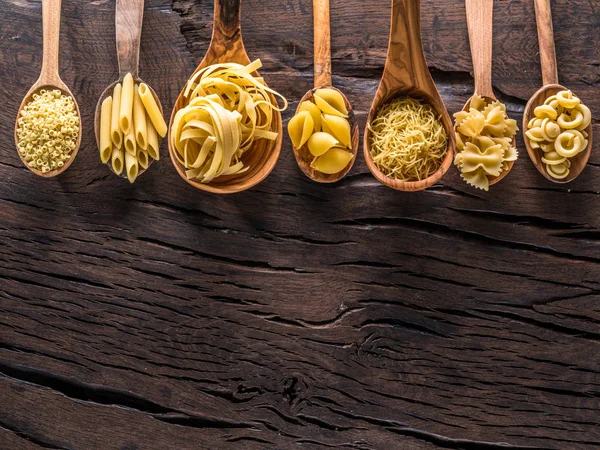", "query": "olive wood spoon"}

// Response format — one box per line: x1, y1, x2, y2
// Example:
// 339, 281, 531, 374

292, 0, 359, 183
459, 0, 516, 187
523, 0, 592, 183
168, 0, 283, 194
94, 0, 164, 179
363, 0, 455, 192
14, 0, 82, 178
